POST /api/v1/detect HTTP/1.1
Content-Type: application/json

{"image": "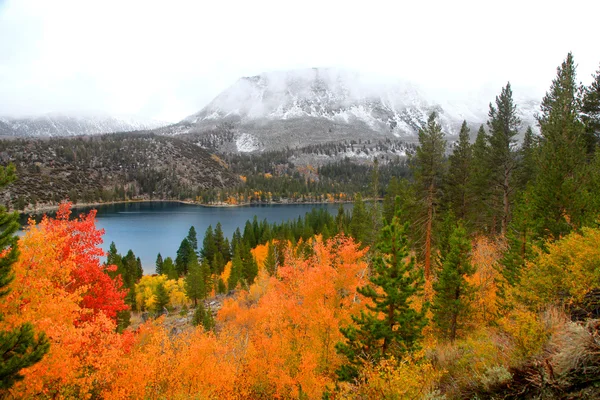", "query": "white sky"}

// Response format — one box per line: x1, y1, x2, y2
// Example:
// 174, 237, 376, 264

0, 0, 599, 122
